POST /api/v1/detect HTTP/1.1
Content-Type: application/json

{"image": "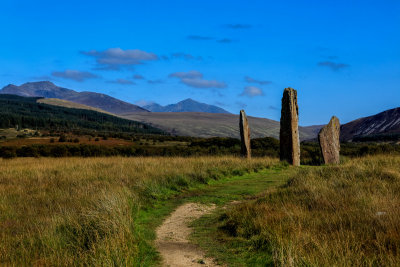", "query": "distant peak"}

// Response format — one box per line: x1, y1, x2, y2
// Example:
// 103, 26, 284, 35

180, 98, 197, 103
